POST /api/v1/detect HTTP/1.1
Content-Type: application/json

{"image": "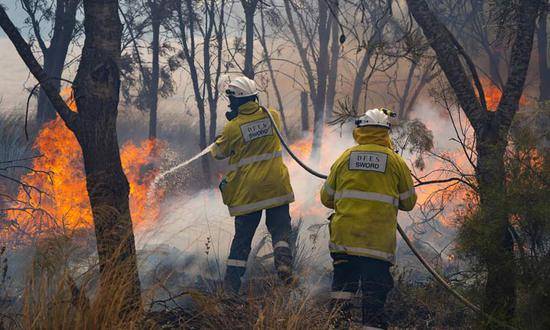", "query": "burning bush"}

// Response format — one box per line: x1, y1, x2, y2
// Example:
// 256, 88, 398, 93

3, 90, 164, 246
